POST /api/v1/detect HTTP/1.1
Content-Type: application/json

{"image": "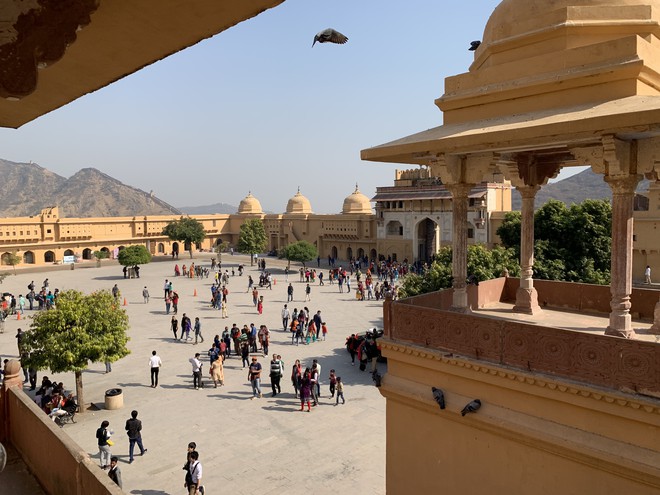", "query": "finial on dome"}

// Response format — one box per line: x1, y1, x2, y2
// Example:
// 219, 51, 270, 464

297, 186, 301, 194
355, 183, 359, 192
